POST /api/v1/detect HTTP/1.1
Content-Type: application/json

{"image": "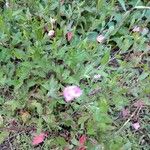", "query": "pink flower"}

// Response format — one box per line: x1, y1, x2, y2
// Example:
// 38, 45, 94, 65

96, 34, 105, 43
132, 122, 140, 130
66, 31, 73, 42
77, 135, 87, 150
63, 86, 82, 102
32, 133, 47, 146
